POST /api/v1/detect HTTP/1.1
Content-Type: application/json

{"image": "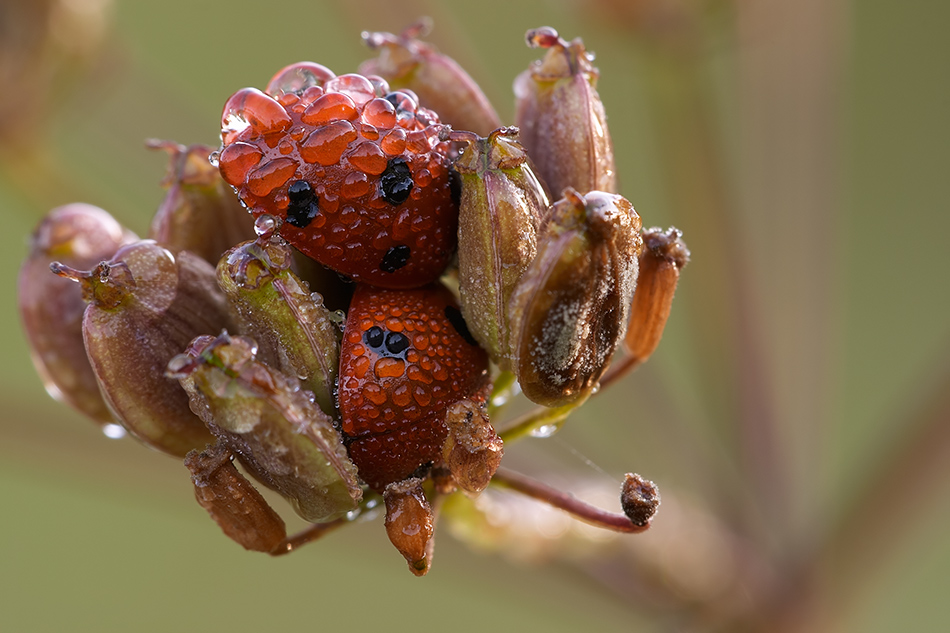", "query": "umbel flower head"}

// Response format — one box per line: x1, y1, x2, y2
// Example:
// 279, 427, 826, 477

19, 21, 687, 576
